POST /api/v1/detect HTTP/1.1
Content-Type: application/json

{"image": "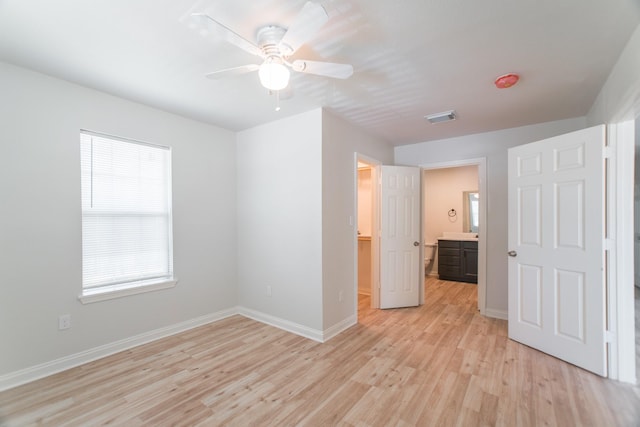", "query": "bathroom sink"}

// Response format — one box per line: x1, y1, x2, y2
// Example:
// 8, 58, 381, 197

438, 232, 478, 241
